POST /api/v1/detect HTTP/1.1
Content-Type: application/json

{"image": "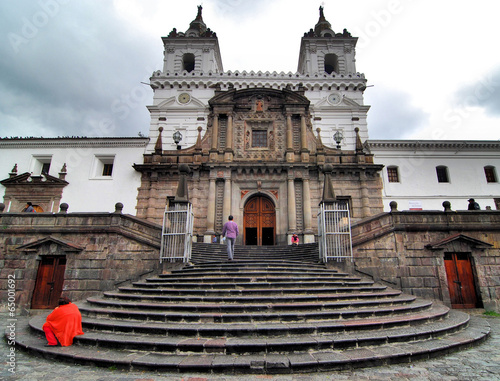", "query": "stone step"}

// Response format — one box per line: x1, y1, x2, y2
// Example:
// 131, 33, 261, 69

10, 243, 491, 374
86, 294, 416, 313
30, 302, 449, 340
116, 284, 389, 296
77, 298, 434, 324
169, 267, 346, 276
148, 275, 363, 283
103, 289, 403, 304
134, 280, 375, 290
15, 312, 490, 373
